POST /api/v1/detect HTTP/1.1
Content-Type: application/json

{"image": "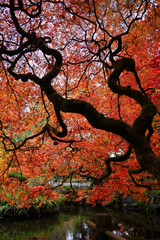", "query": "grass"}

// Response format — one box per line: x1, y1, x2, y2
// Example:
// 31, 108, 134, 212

0, 194, 66, 219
